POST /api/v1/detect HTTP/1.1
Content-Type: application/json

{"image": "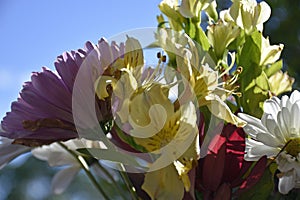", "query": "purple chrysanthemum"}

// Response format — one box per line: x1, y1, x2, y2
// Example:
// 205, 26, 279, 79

0, 38, 124, 146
